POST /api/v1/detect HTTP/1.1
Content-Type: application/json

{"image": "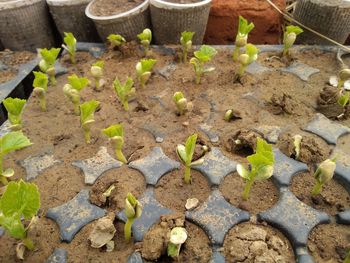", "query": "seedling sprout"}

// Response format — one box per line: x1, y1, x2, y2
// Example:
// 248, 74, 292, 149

311, 158, 336, 196
137, 28, 152, 56
180, 31, 195, 63
336, 69, 350, 112
3, 98, 26, 131
293, 134, 302, 160
236, 137, 275, 200
33, 71, 49, 111
38, 48, 60, 85
62, 32, 77, 64
63, 74, 89, 115
172, 92, 191, 115
233, 16, 255, 62
190, 45, 217, 84
107, 34, 126, 49
124, 192, 142, 242
113, 77, 135, 111
136, 59, 156, 88
91, 61, 105, 90
102, 124, 127, 164
0, 132, 32, 185
0, 180, 40, 251
167, 227, 187, 258
237, 43, 259, 80
80, 100, 100, 144
176, 134, 204, 184
282, 25, 303, 57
